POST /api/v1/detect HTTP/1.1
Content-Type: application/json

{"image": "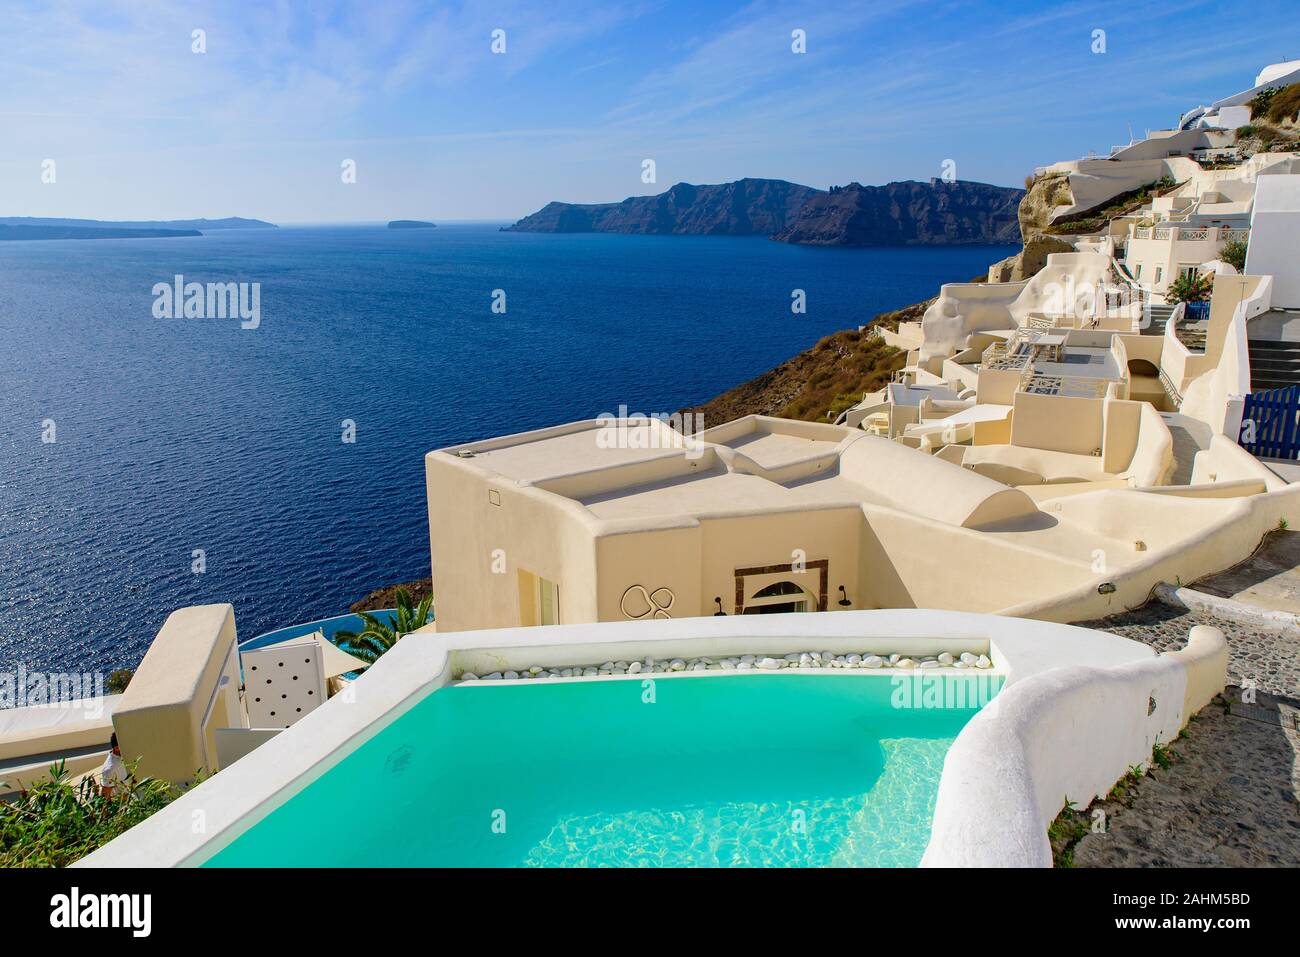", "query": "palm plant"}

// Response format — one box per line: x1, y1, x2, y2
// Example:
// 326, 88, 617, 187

333, 588, 433, 664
